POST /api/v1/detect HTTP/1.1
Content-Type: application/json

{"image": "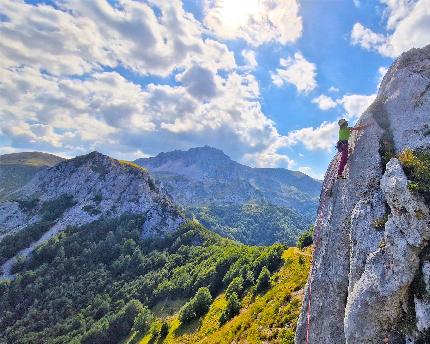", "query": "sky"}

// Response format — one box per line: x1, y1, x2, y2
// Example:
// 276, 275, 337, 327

0, 0, 429, 179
